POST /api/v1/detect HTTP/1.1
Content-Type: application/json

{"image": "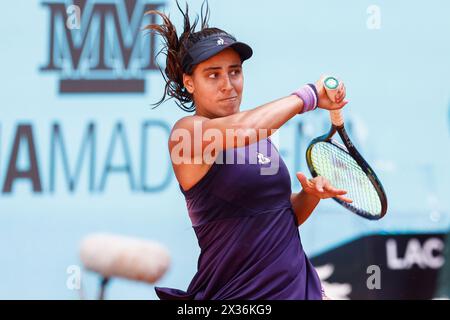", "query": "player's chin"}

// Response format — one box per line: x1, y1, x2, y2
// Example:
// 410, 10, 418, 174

218, 98, 241, 115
